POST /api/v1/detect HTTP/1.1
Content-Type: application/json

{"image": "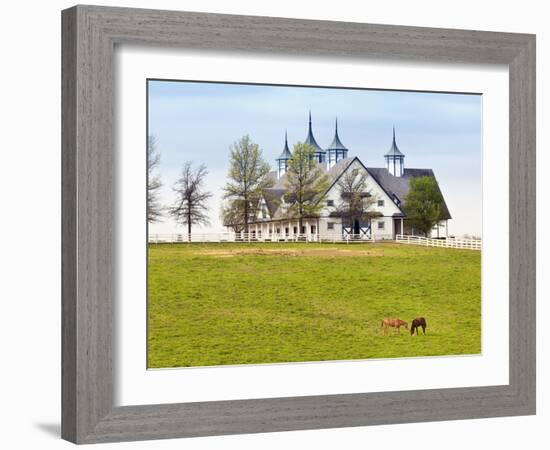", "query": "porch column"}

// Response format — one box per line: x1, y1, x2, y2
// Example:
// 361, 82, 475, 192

401, 218, 404, 237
